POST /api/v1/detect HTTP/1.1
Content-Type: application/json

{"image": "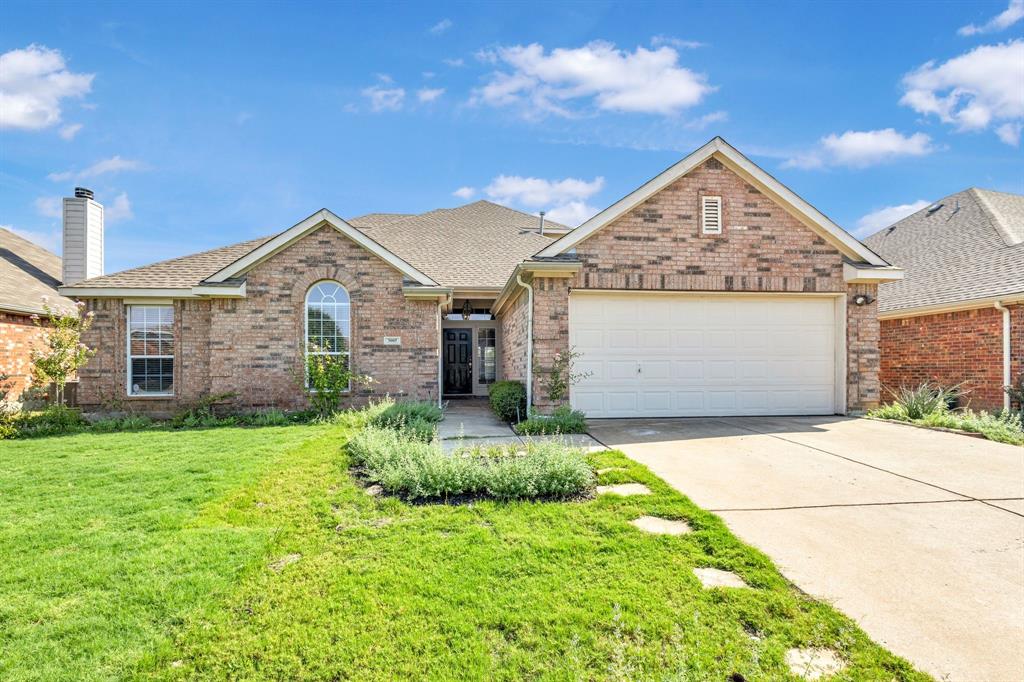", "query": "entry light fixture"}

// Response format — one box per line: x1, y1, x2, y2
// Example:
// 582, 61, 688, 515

852, 293, 874, 306
461, 300, 473, 320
